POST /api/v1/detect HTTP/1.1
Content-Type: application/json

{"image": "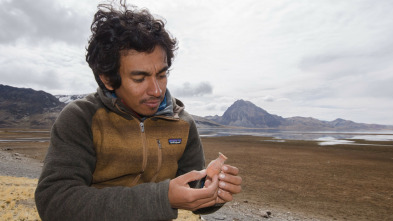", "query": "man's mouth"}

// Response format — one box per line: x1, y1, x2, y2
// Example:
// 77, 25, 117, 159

142, 99, 162, 109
